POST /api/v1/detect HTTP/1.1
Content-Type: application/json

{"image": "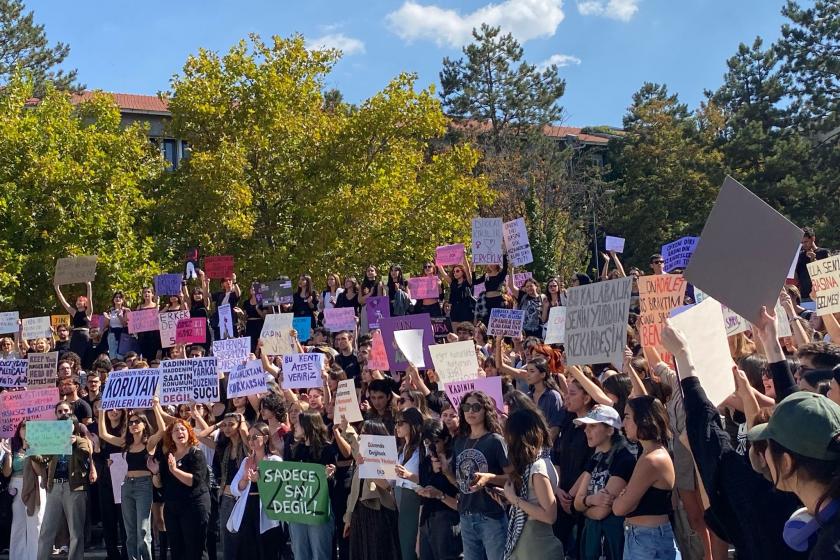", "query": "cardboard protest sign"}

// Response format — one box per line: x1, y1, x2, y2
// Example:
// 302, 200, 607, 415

502, 217, 533, 266
428, 340, 478, 384
807, 255, 840, 316
0, 312, 19, 334
175, 317, 206, 344
118, 333, 140, 355
26, 420, 72, 456
473, 283, 486, 299
637, 274, 687, 350
513, 272, 533, 289
335, 379, 364, 423
408, 277, 439, 300
259, 278, 293, 306
21, 317, 51, 340
159, 310, 191, 348
365, 296, 389, 330
212, 337, 250, 372
190, 357, 220, 403
159, 360, 194, 406
292, 317, 312, 342
487, 308, 525, 338
380, 315, 435, 371
605, 236, 625, 253
436, 243, 465, 266
128, 308, 160, 334
393, 329, 426, 368
26, 351, 58, 389
323, 308, 356, 332
0, 387, 59, 437
358, 435, 398, 480
227, 360, 267, 398
0, 359, 27, 388
544, 307, 567, 345
203, 255, 234, 279
109, 453, 128, 504
472, 218, 503, 265
54, 256, 97, 285
444, 376, 504, 412
154, 274, 183, 296
565, 277, 633, 368
281, 353, 324, 389
787, 246, 800, 279
721, 305, 749, 336
366, 330, 390, 371
218, 304, 235, 339
684, 177, 803, 324
662, 237, 699, 272
260, 313, 295, 356
100, 368, 159, 410
258, 461, 330, 525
